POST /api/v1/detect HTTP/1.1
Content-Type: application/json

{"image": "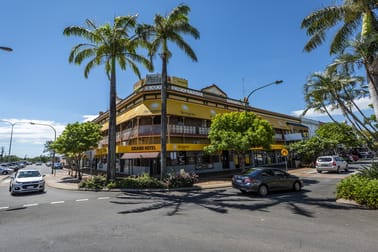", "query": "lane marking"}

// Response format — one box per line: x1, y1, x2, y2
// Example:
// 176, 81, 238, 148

98, 197, 110, 200
51, 201, 65, 204
23, 203, 38, 207
0, 206, 9, 210
76, 199, 89, 202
